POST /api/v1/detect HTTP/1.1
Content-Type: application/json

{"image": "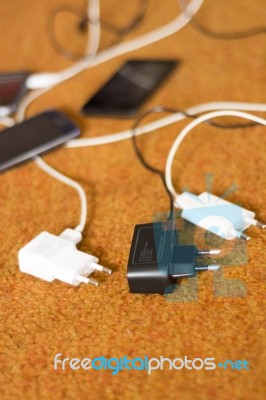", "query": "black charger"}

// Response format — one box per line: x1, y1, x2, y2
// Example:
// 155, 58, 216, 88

127, 219, 220, 294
